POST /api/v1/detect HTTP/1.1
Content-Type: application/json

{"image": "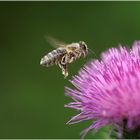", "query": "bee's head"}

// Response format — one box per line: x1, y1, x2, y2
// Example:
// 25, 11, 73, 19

79, 41, 88, 57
